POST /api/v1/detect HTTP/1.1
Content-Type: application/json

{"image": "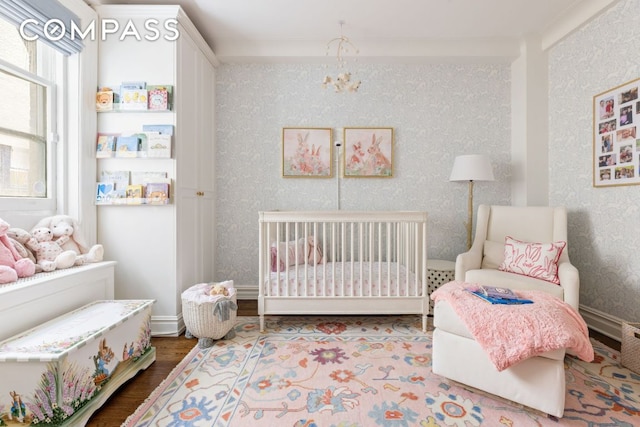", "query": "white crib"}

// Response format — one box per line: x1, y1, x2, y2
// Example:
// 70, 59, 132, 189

258, 211, 429, 331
